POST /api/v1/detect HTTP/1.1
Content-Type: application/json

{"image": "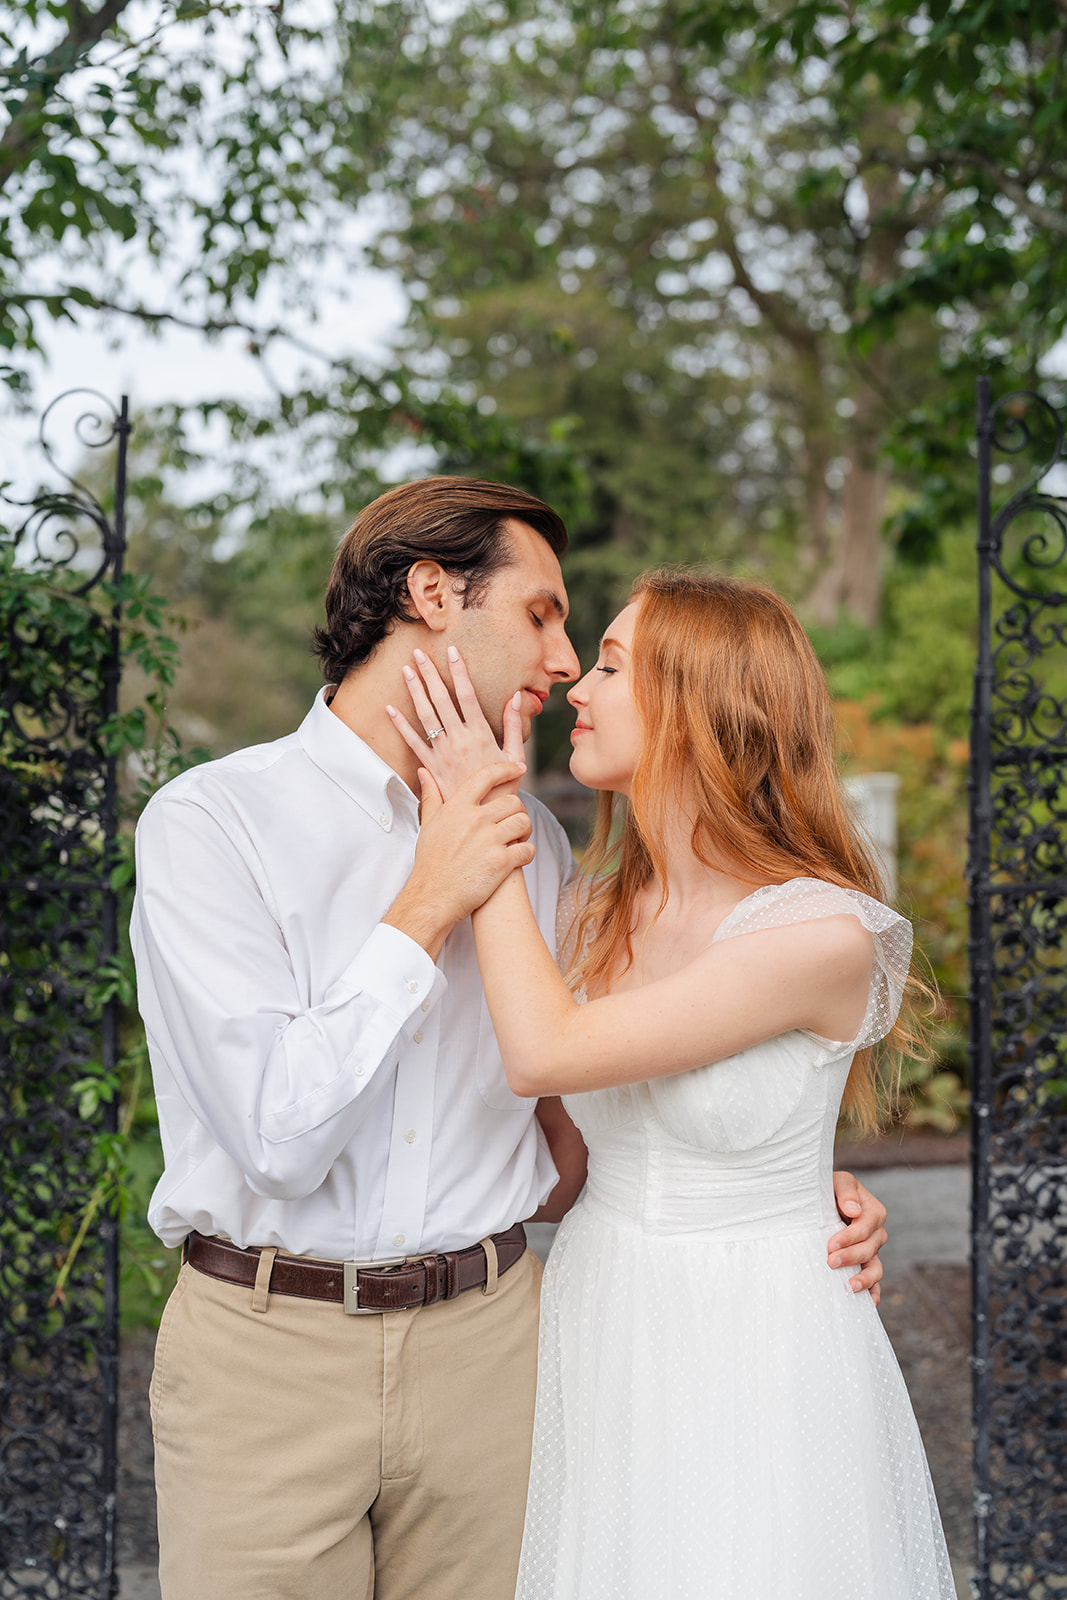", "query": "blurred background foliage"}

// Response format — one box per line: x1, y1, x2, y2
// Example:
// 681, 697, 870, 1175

5, 0, 1067, 1318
